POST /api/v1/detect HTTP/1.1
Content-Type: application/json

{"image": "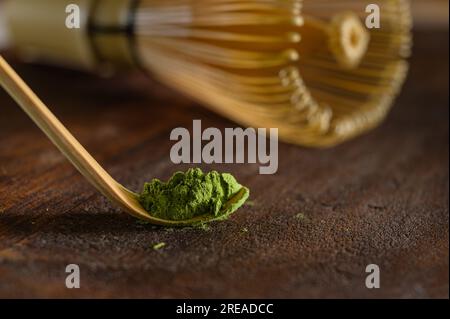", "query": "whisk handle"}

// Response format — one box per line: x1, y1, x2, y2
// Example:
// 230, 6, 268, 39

3, 0, 139, 71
